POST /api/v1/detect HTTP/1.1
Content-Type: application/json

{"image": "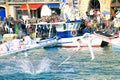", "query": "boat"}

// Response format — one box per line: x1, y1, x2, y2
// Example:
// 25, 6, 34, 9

55, 21, 103, 48
0, 37, 58, 57
111, 38, 120, 51
0, 21, 60, 57
94, 31, 120, 51
31, 22, 103, 48
20, 1, 103, 48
